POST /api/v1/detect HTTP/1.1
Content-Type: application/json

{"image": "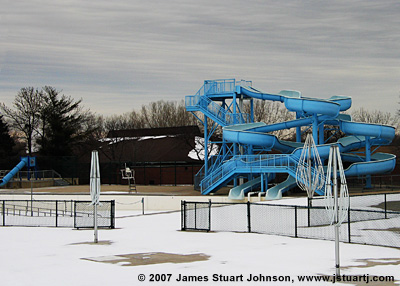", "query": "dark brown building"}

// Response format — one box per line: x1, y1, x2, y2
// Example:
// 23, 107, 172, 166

86, 125, 204, 185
